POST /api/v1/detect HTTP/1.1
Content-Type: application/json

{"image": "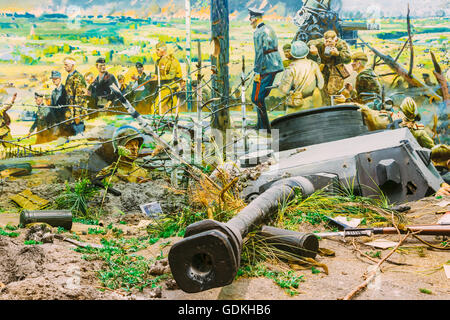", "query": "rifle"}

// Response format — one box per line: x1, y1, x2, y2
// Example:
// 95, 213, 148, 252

314, 224, 450, 238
